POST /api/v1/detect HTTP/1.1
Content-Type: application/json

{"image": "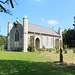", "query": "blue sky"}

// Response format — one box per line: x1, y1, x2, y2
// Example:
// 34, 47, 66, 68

0, 0, 75, 36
